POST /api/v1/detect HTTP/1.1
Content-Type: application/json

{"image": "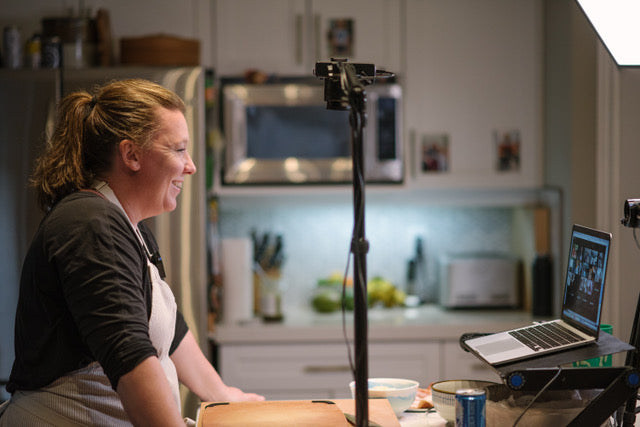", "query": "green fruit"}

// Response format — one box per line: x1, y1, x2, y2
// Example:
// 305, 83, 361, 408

343, 293, 354, 310
311, 290, 341, 313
